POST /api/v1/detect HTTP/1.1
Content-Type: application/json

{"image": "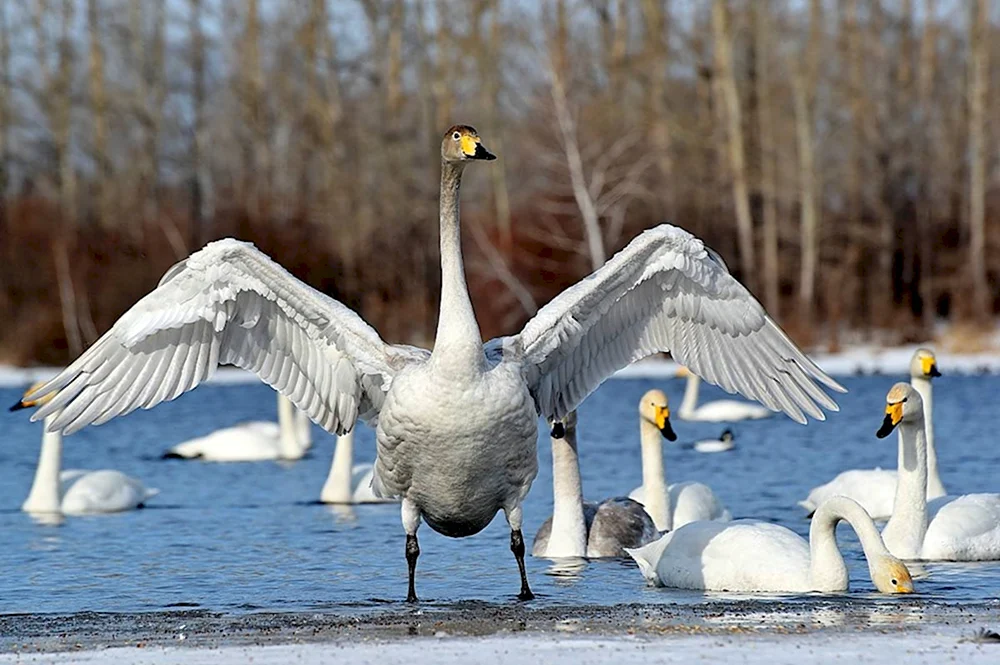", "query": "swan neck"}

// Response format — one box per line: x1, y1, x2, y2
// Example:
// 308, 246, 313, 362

884, 420, 928, 557
431, 161, 484, 372
295, 409, 312, 451
547, 425, 588, 557
810, 496, 887, 592
679, 373, 700, 417
321, 430, 355, 504
23, 416, 63, 514
910, 377, 944, 496
639, 418, 671, 531
277, 395, 302, 460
